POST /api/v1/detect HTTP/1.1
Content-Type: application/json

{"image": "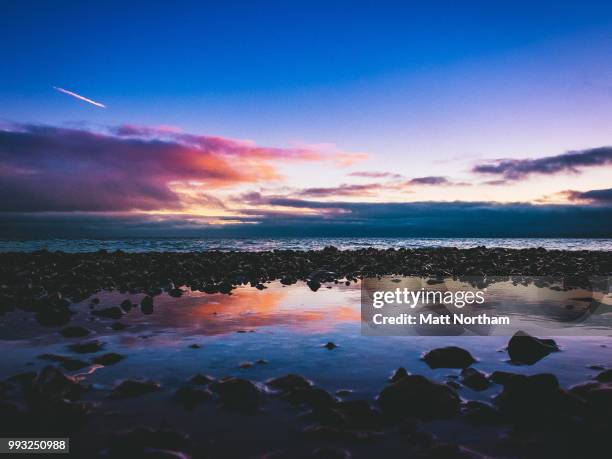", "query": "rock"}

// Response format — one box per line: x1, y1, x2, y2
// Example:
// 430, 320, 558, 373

282, 387, 336, 409
111, 322, 128, 330
120, 299, 133, 312
140, 296, 154, 314
111, 380, 161, 398
335, 389, 353, 397
377, 374, 460, 420
60, 326, 90, 338
324, 342, 338, 350
595, 369, 612, 382
92, 353, 124, 366
333, 400, 382, 429
462, 401, 502, 425
239, 361, 253, 369
38, 354, 89, 371
266, 374, 312, 392
107, 427, 190, 458
174, 386, 212, 408
489, 371, 518, 385
91, 306, 123, 320
310, 447, 351, 459
494, 373, 577, 424
389, 367, 409, 382
418, 442, 477, 459
307, 280, 321, 292
256, 359, 268, 365
188, 344, 201, 349
168, 288, 183, 298
422, 347, 476, 369
460, 368, 490, 391
210, 377, 261, 409
188, 374, 214, 385
507, 331, 559, 365
36, 305, 73, 327
68, 340, 104, 354
26, 366, 82, 401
